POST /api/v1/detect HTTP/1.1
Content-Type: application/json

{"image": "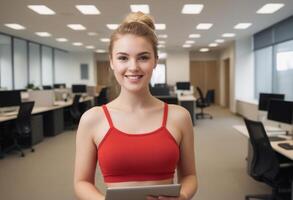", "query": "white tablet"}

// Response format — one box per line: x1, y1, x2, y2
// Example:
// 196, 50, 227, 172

105, 184, 181, 200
